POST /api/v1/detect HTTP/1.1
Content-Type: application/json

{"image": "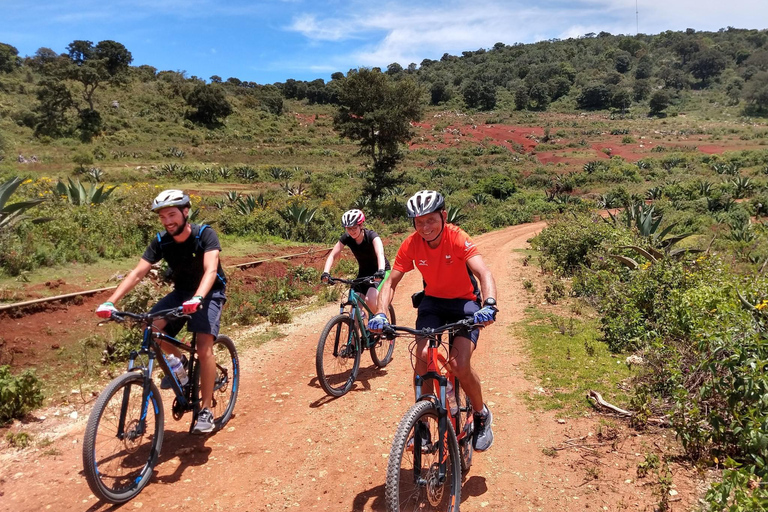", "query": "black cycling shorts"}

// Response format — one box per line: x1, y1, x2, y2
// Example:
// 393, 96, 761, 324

415, 295, 481, 344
